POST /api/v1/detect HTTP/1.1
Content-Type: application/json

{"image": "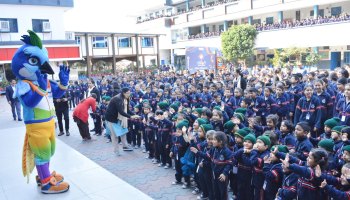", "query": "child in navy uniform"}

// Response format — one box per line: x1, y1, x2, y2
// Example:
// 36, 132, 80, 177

232, 132, 255, 200
280, 148, 328, 200
280, 120, 296, 150
245, 135, 271, 200
291, 122, 313, 161
275, 159, 298, 200
190, 126, 215, 200
263, 145, 286, 200
320, 163, 350, 199
195, 131, 233, 200
170, 120, 190, 185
